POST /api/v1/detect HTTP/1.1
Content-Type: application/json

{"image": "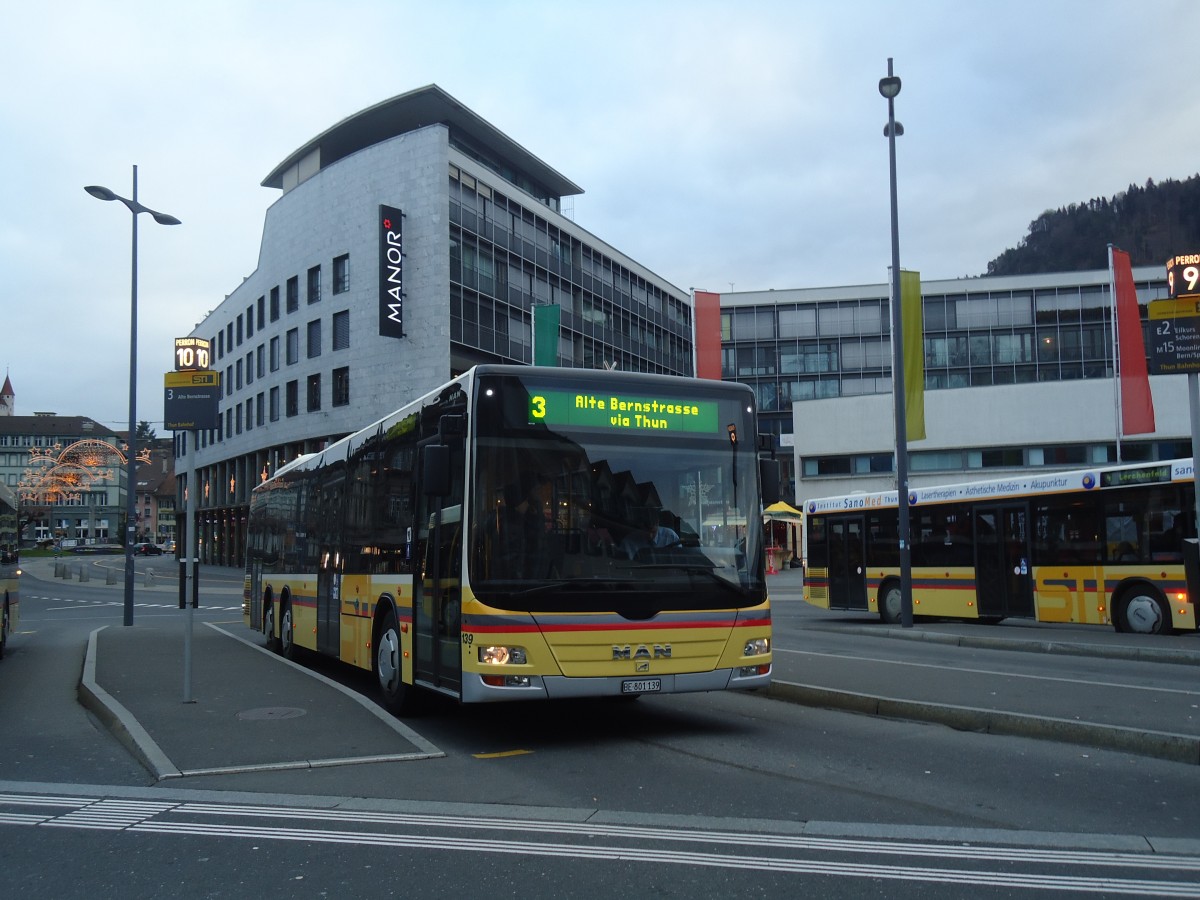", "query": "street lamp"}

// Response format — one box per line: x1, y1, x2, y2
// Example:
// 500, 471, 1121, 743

85, 165, 180, 627
880, 58, 914, 629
